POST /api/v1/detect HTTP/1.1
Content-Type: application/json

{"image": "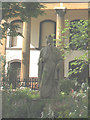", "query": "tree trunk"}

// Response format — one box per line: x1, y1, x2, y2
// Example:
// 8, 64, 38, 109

20, 18, 31, 86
